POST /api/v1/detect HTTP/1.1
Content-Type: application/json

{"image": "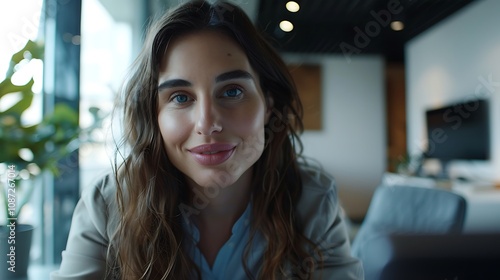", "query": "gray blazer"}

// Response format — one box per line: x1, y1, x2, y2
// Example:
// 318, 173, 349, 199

51, 166, 363, 279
